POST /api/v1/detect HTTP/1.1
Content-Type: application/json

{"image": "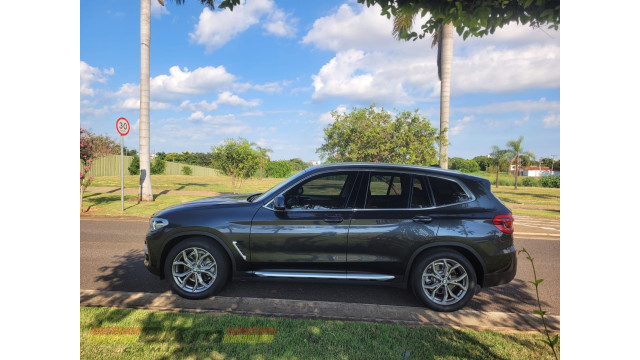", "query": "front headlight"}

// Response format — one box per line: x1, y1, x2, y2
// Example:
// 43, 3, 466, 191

150, 217, 169, 231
